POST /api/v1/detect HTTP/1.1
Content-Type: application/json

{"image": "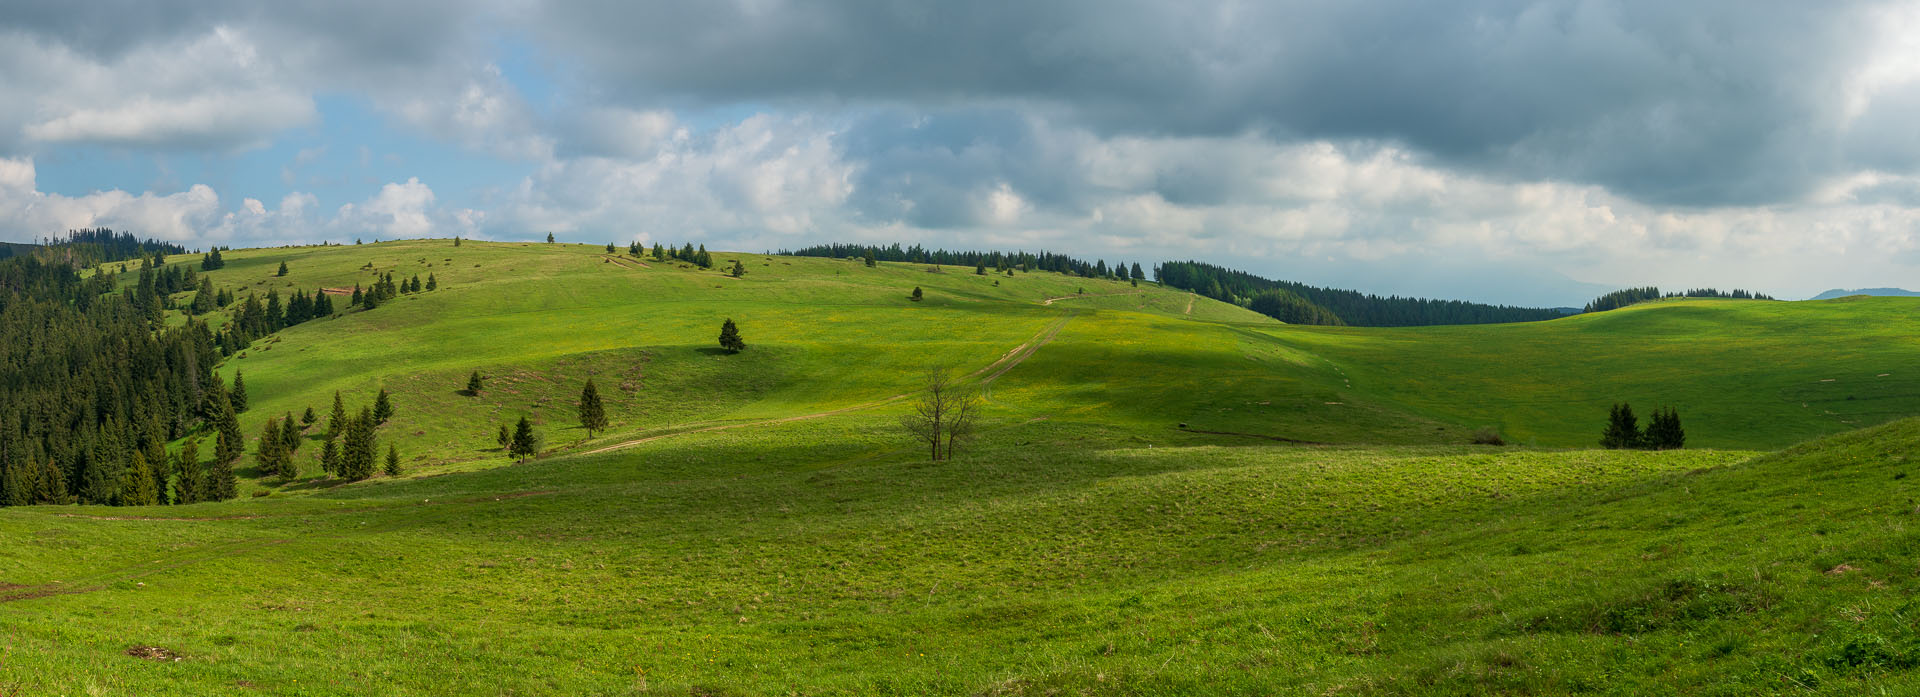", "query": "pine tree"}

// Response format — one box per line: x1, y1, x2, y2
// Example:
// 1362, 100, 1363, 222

466, 371, 484, 395
277, 261, 289, 277
731, 259, 747, 277
351, 285, 363, 306
373, 389, 394, 425
864, 251, 876, 267
230, 371, 249, 413
454, 236, 462, 247
426, 274, 437, 291
696, 245, 713, 268
578, 379, 608, 437
342, 407, 378, 480
910, 286, 923, 302
1600, 403, 1643, 449
975, 263, 986, 275
385, 444, 402, 476
120, 451, 159, 506
547, 233, 556, 243
496, 424, 512, 451
175, 437, 204, 504
207, 450, 237, 501
326, 391, 348, 442
35, 457, 69, 505
257, 417, 289, 478
510, 417, 538, 460
302, 406, 317, 426
278, 411, 301, 454
214, 396, 243, 464
652, 243, 665, 261
718, 318, 746, 353
606, 243, 617, 253
320, 436, 339, 476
